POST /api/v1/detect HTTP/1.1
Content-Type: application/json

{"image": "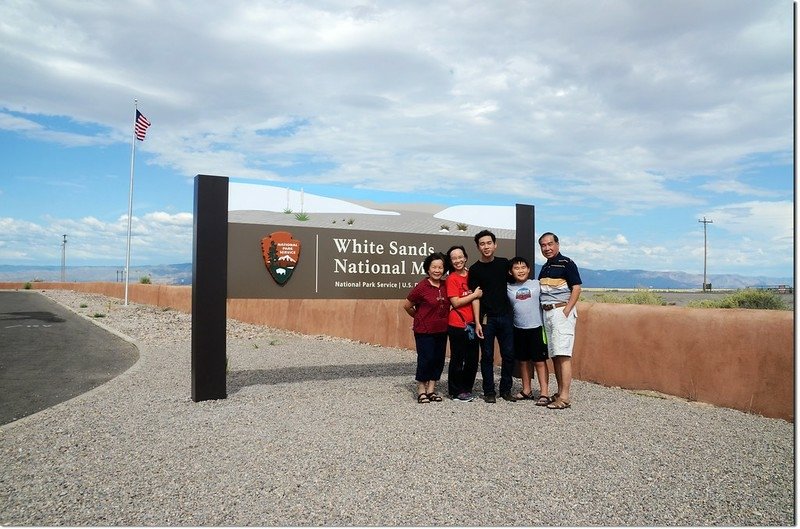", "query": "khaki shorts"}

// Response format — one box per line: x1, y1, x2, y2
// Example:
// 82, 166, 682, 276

543, 307, 577, 358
